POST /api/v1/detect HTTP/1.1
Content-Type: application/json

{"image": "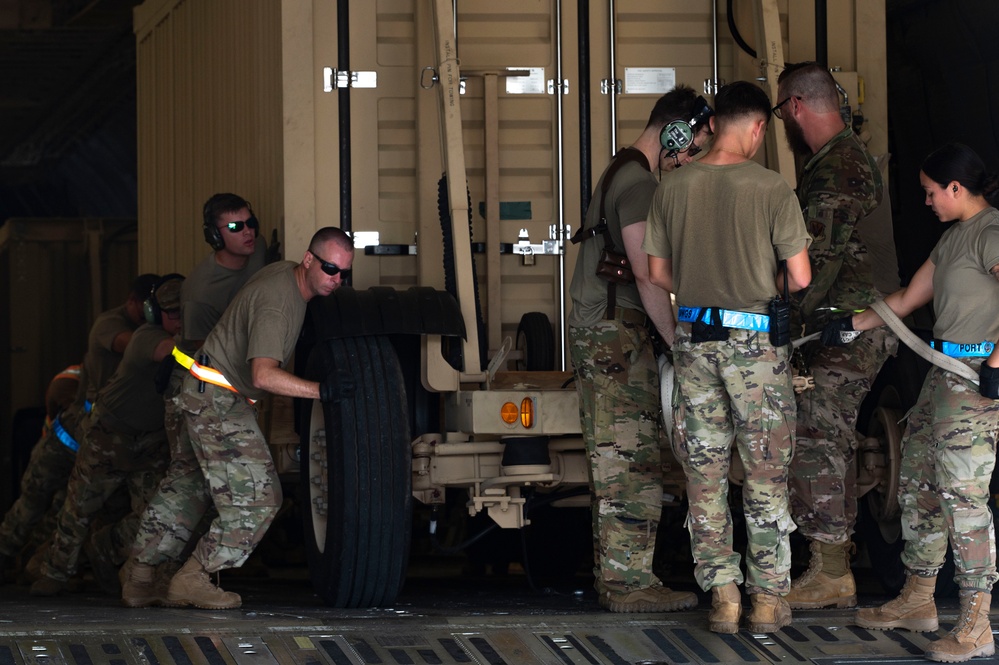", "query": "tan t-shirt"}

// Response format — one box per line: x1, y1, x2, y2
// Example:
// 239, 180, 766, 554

568, 157, 658, 328
80, 305, 138, 402
98, 323, 173, 433
201, 261, 308, 401
930, 206, 999, 344
179, 237, 267, 355
643, 160, 810, 314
